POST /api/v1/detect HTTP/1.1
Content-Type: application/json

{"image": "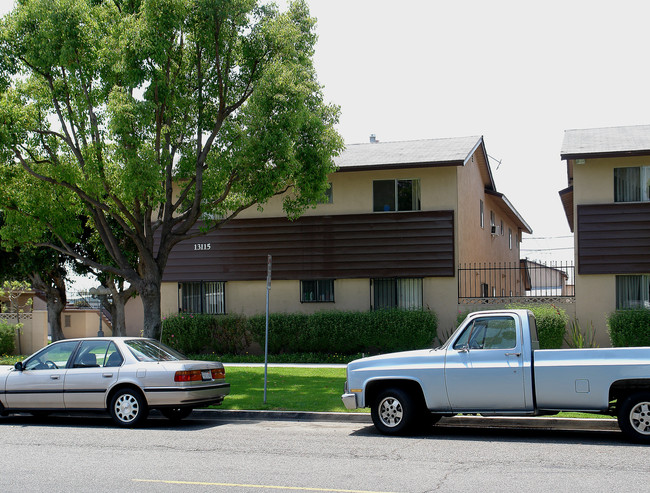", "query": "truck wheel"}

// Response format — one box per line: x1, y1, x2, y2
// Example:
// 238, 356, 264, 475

371, 388, 417, 435
617, 392, 650, 444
